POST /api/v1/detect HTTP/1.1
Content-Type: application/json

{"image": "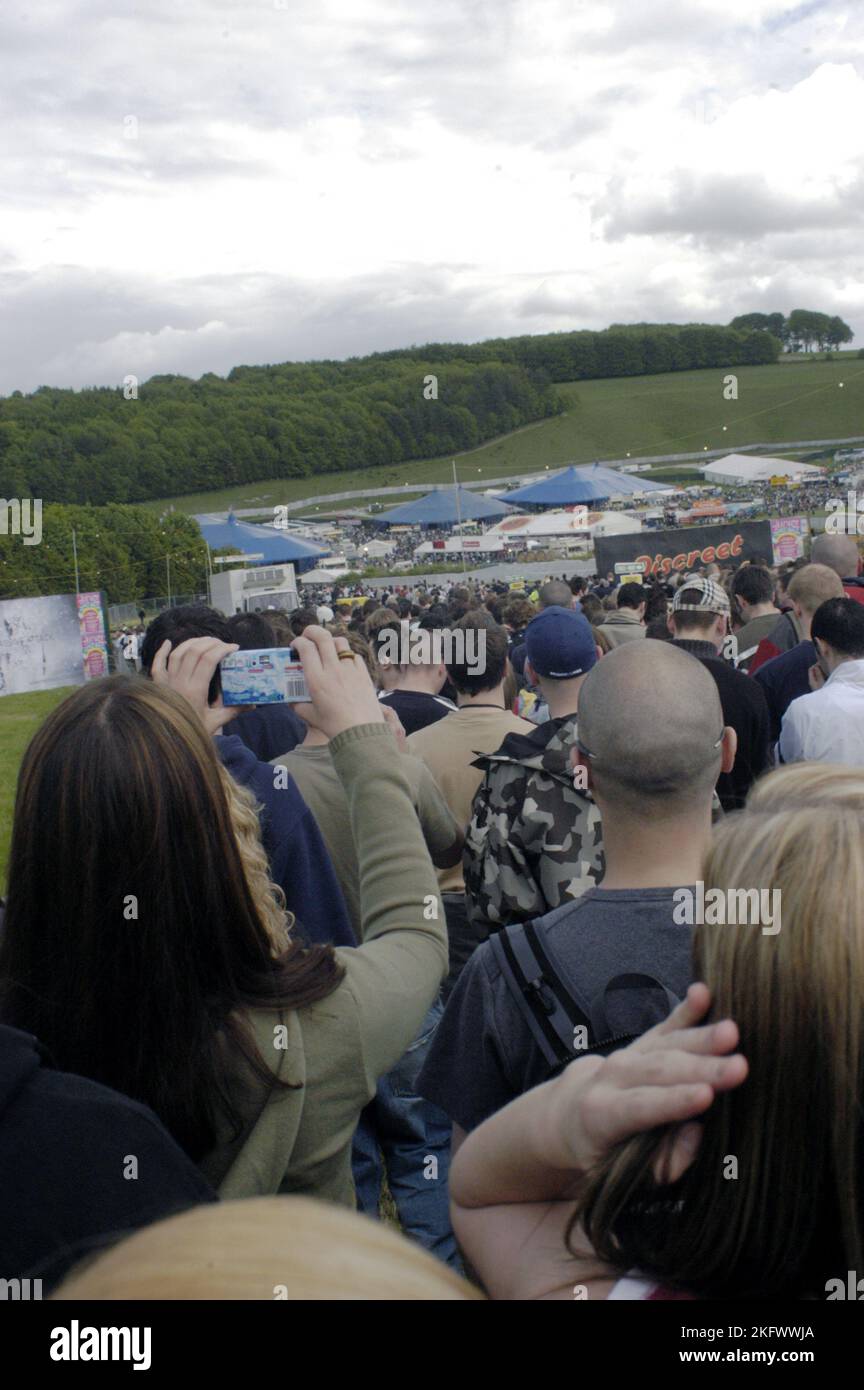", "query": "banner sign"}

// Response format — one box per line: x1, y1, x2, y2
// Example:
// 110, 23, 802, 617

770, 517, 809, 563
0, 593, 86, 696
77, 591, 110, 680
594, 520, 773, 579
